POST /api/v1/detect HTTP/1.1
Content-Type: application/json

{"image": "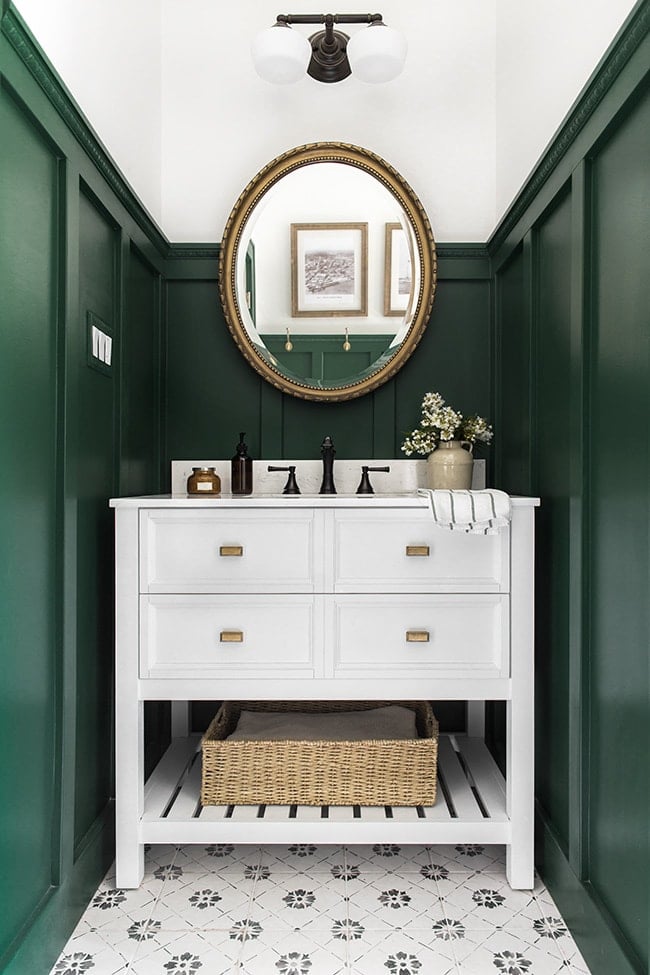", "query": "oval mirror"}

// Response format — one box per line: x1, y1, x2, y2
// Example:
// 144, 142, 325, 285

219, 143, 436, 402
